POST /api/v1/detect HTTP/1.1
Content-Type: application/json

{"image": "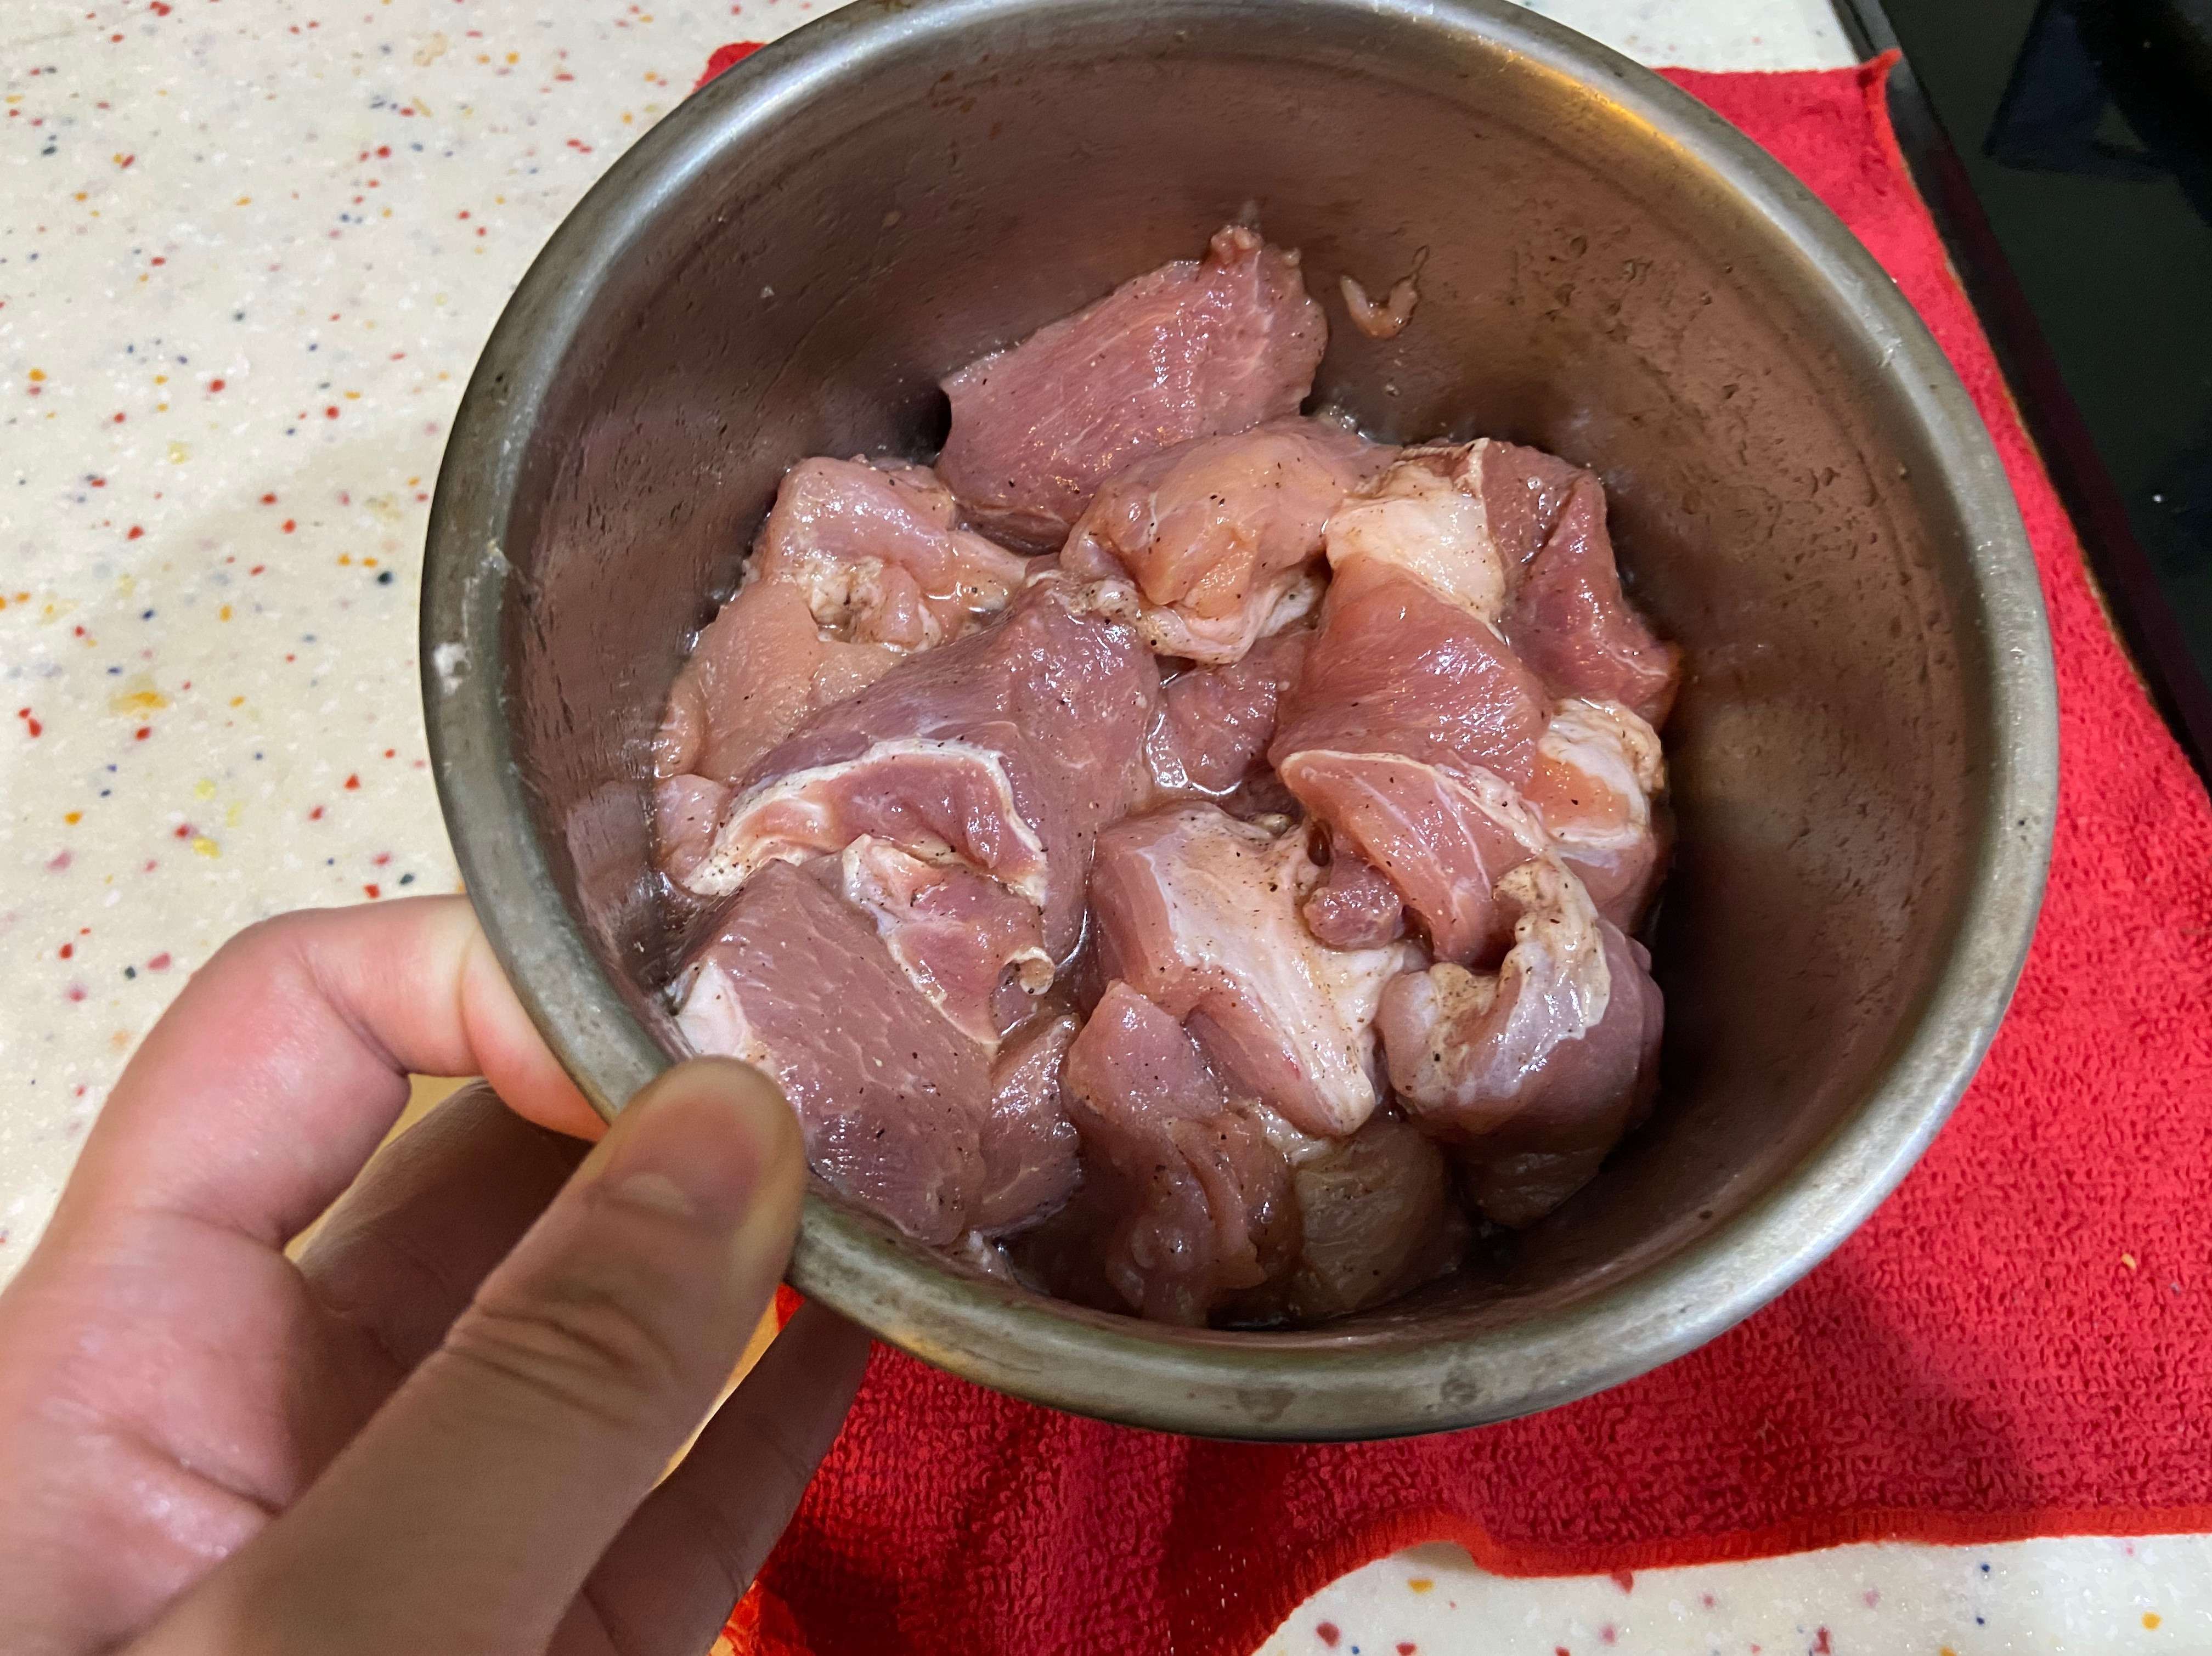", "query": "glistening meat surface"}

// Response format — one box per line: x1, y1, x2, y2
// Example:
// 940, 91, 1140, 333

672, 861, 993, 1246
1277, 749, 1551, 965
936, 225, 1327, 549
749, 456, 1031, 651
1522, 698, 1668, 930
1014, 981, 1295, 1326
1272, 556, 1551, 787
1143, 624, 1311, 802
652, 455, 1035, 885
